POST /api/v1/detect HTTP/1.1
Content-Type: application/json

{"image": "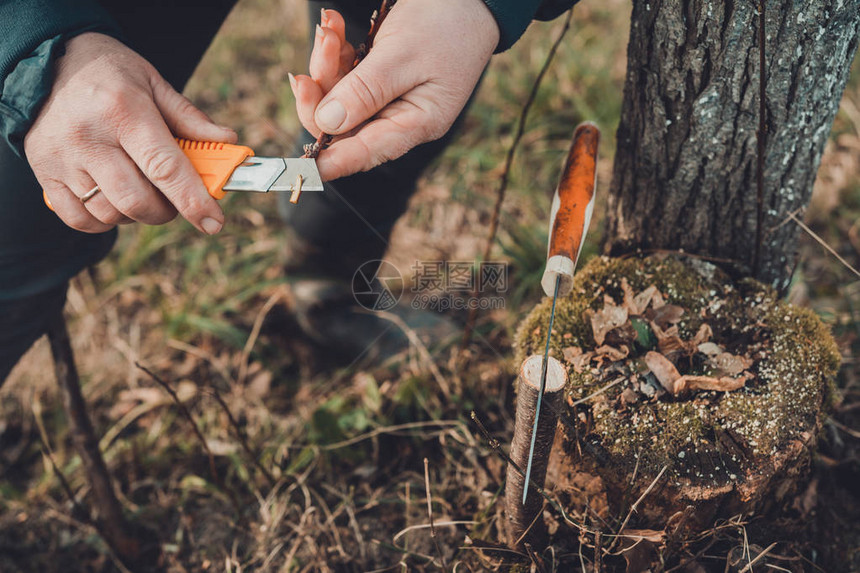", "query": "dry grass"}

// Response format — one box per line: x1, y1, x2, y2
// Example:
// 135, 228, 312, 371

1, 0, 859, 571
